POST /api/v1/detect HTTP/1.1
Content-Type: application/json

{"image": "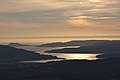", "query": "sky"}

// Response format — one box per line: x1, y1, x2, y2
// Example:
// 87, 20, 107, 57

0, 0, 120, 38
